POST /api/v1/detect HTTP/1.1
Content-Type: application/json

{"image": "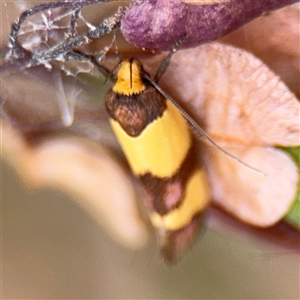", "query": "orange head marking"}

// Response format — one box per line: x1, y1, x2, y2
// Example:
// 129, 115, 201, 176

112, 58, 146, 96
